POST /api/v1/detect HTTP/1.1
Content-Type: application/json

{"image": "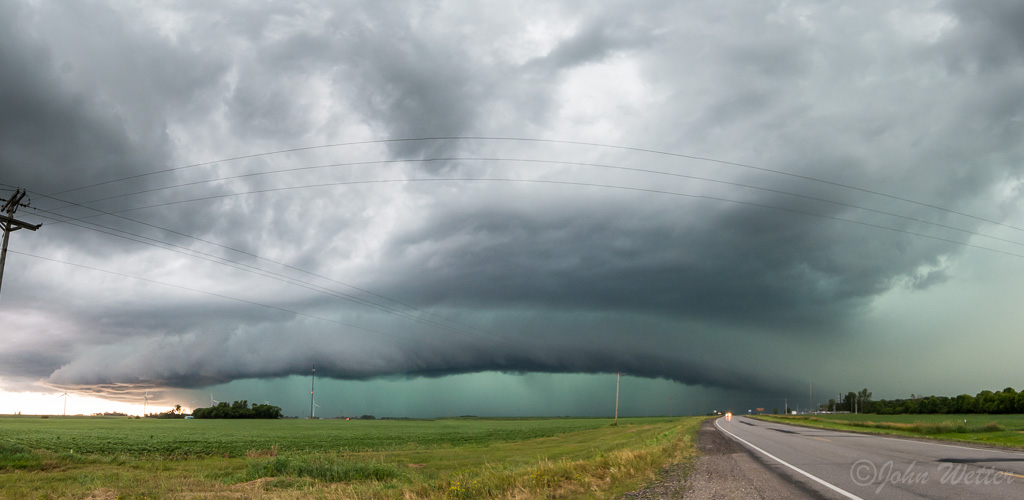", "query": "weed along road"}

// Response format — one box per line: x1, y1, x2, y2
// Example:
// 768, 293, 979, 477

714, 416, 1024, 499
